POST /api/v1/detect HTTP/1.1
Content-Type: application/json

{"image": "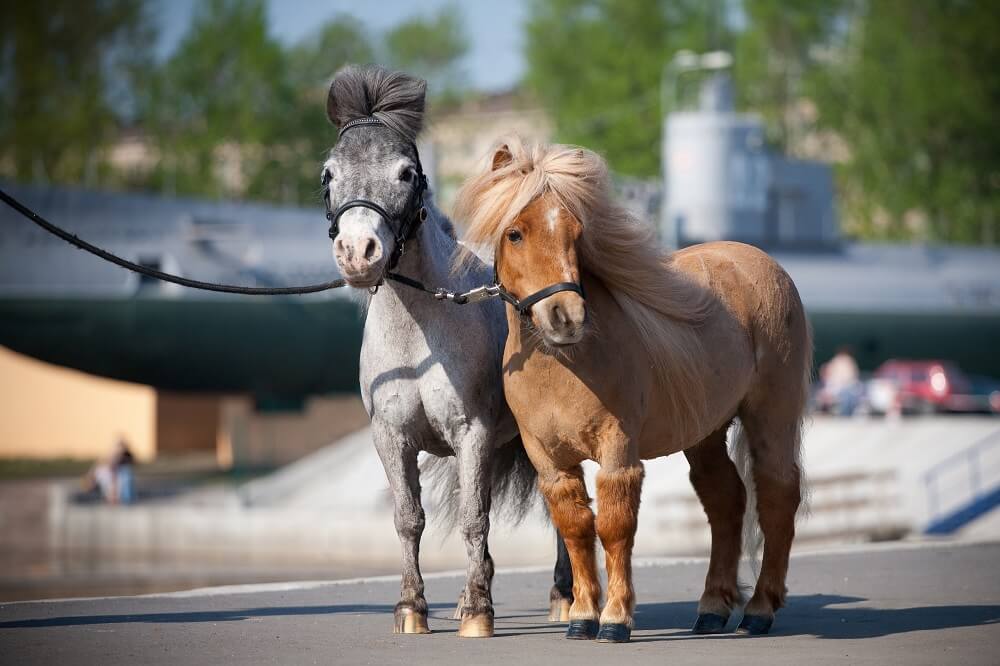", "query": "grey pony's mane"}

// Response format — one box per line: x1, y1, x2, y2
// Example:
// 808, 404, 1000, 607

327, 64, 426, 142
